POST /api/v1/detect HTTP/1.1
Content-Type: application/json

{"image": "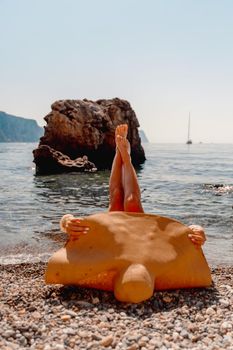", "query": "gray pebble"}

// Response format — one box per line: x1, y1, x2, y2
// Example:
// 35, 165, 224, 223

2, 330, 16, 338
